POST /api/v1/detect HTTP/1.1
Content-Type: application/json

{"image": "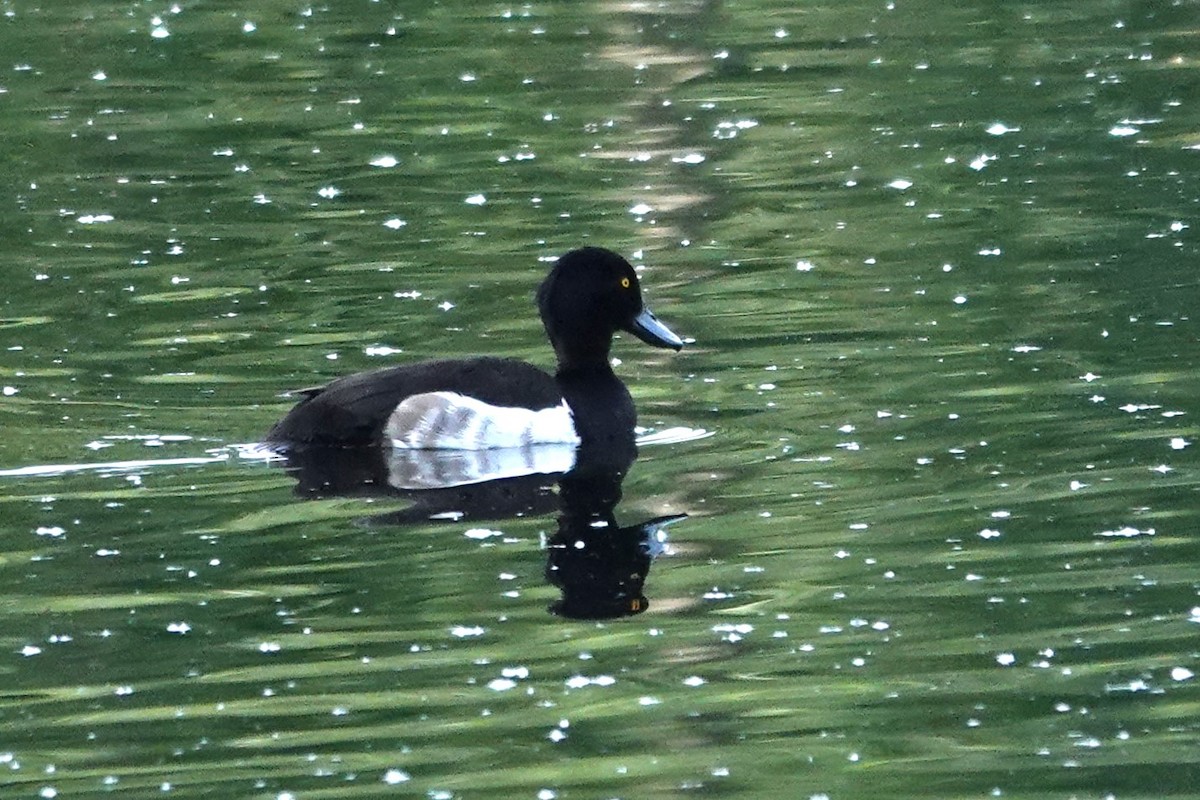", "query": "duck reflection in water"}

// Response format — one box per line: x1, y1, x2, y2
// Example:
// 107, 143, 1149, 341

275, 438, 685, 620
544, 442, 686, 619
266, 246, 688, 619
